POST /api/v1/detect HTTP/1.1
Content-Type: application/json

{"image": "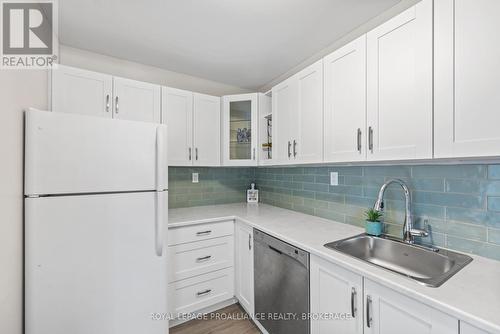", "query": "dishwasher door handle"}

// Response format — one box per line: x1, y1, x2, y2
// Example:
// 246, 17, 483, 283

268, 245, 283, 255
